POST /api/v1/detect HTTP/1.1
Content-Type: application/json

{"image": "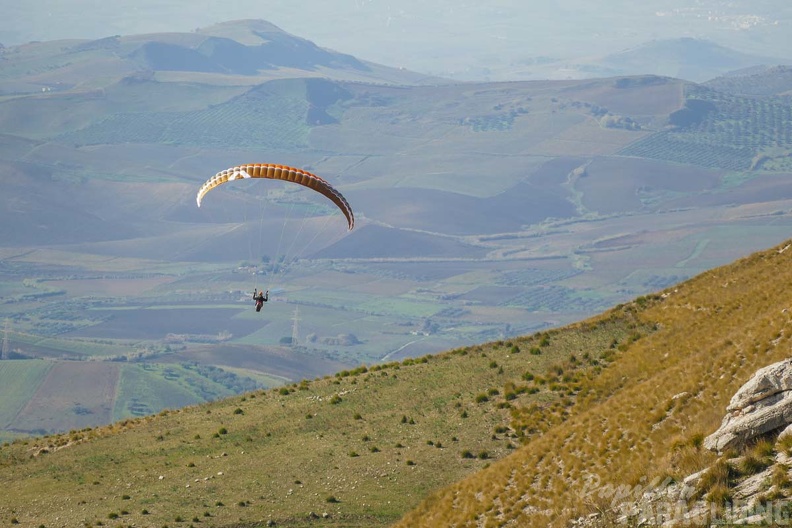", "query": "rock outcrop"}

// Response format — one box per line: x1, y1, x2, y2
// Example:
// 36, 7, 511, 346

704, 358, 792, 452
